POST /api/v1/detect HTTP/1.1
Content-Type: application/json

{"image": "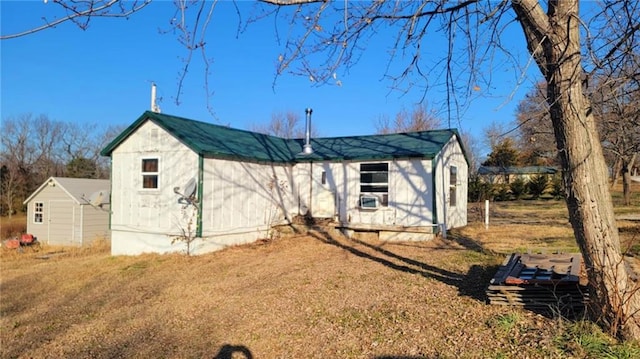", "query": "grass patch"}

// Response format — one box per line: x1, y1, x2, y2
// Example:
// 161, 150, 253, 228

554, 320, 640, 359
487, 312, 521, 334
1, 184, 638, 357
0, 214, 27, 240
